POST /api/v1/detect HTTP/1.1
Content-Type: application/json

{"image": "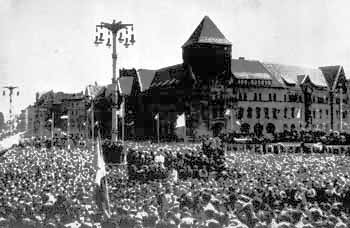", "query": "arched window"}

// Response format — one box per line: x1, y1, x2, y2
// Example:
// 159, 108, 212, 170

254, 123, 263, 137
254, 93, 257, 101
237, 108, 244, 119
269, 94, 272, 101
247, 107, 252, 119
283, 124, 288, 131
264, 107, 269, 119
273, 93, 276, 101
244, 93, 247, 101
291, 124, 296, 130
240, 123, 250, 134
259, 93, 262, 101
266, 123, 276, 134
284, 108, 288, 118
272, 108, 277, 119
256, 107, 261, 119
